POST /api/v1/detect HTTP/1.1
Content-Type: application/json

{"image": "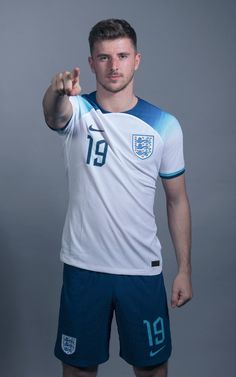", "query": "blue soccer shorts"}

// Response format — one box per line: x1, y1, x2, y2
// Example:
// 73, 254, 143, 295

54, 264, 172, 368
